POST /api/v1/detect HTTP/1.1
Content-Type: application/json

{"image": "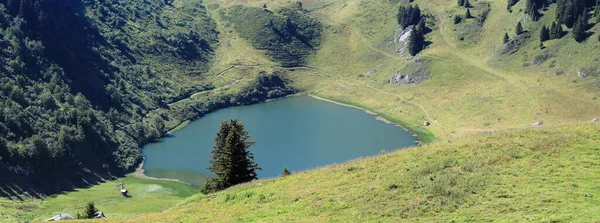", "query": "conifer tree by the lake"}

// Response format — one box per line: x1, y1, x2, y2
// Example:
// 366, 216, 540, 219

203, 120, 261, 193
